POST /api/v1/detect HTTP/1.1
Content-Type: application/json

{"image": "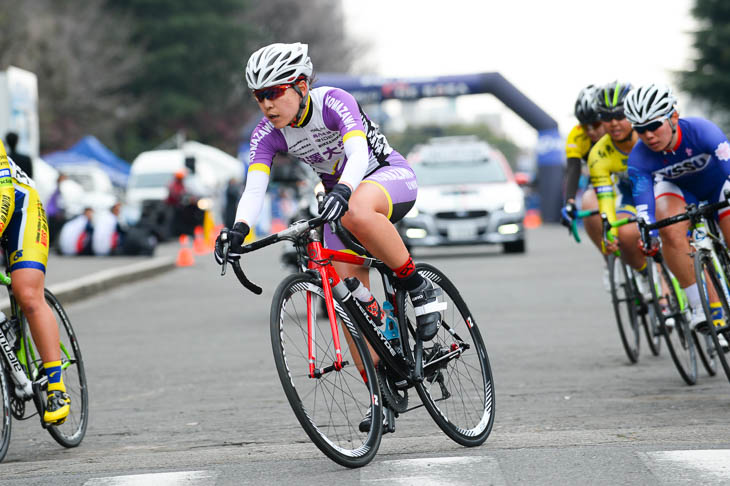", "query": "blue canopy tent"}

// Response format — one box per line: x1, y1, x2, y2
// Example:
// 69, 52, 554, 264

43, 136, 130, 187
